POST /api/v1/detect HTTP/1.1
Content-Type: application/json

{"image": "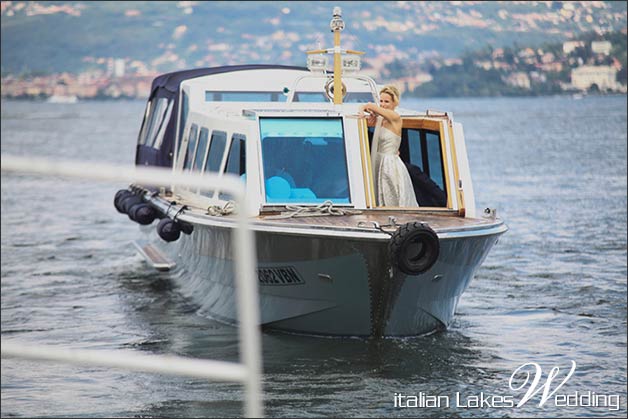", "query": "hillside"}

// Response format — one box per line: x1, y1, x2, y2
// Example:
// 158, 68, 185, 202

2, 1, 627, 75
